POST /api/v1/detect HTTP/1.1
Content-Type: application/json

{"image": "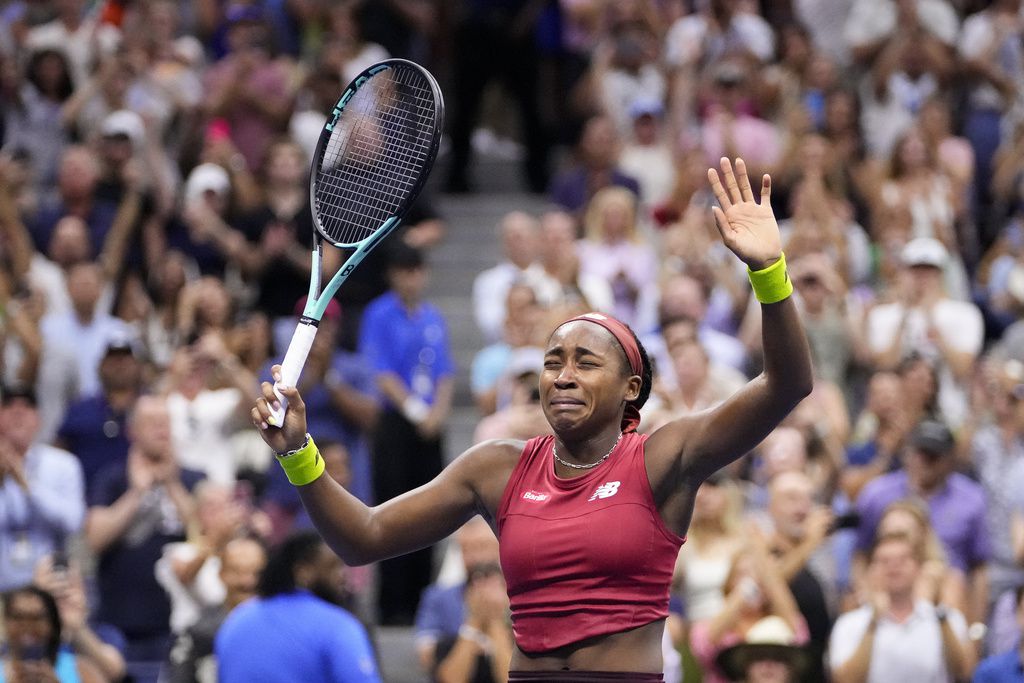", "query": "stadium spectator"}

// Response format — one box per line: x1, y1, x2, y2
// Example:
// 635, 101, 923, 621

166, 536, 266, 683
85, 395, 204, 683
472, 211, 543, 344
766, 470, 836, 683
55, 328, 141, 498
0, 585, 107, 683
855, 419, 991, 625
0, 384, 84, 592
548, 113, 640, 214
829, 531, 974, 683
